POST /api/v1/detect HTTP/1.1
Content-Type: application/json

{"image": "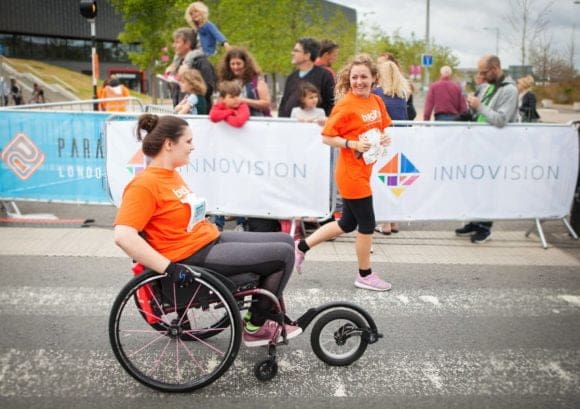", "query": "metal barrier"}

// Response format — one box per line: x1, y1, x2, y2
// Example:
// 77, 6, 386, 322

394, 119, 579, 249
2, 109, 579, 249
0, 97, 145, 112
